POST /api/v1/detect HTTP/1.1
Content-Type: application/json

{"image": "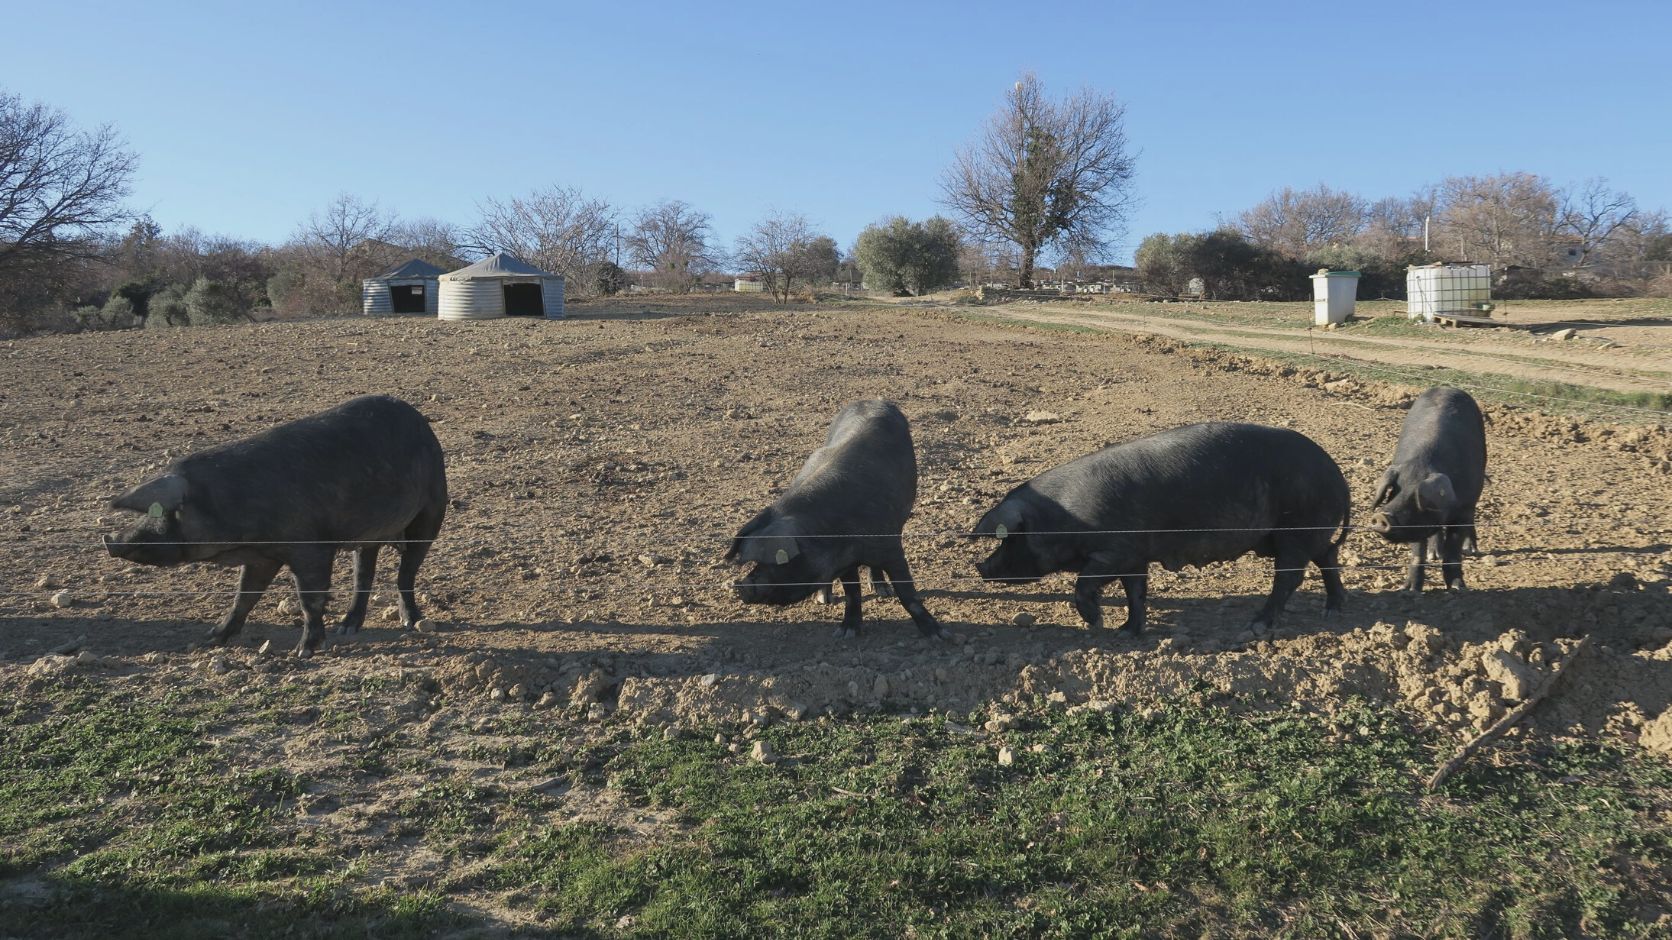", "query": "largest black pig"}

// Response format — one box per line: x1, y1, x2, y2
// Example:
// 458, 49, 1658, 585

104, 395, 447, 656
973, 422, 1350, 634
